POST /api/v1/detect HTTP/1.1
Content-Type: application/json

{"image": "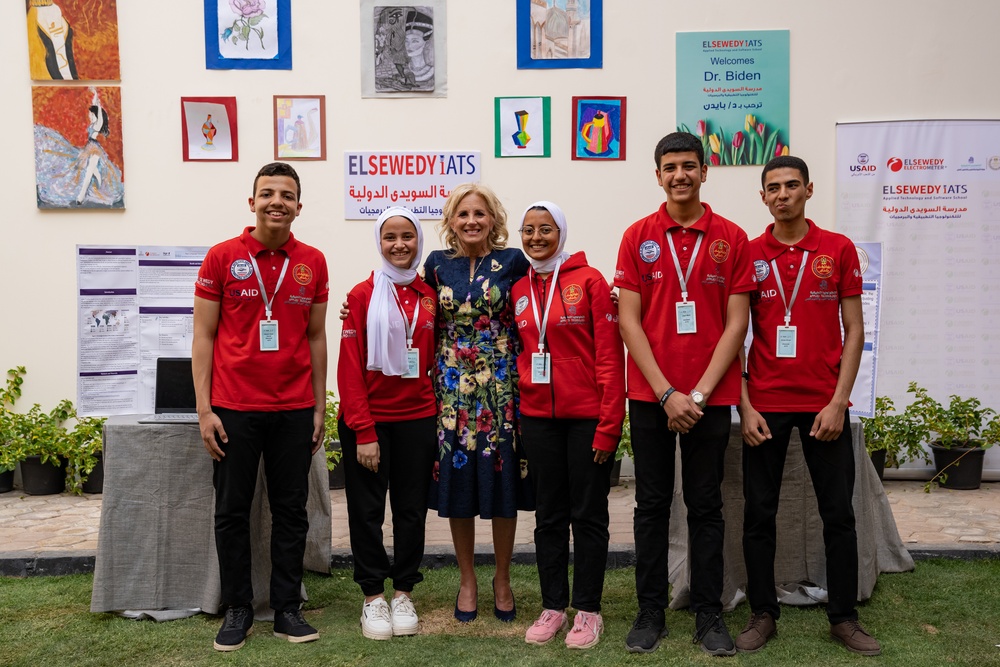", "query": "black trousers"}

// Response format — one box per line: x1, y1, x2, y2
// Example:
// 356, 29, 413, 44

742, 410, 858, 624
520, 416, 613, 613
212, 407, 314, 612
340, 415, 436, 596
630, 400, 731, 614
